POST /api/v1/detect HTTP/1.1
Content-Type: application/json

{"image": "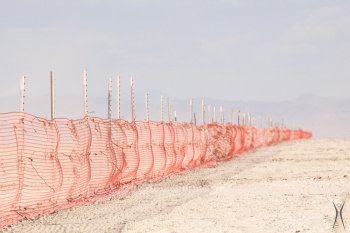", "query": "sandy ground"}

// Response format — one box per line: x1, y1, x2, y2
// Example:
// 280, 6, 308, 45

2, 139, 350, 233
